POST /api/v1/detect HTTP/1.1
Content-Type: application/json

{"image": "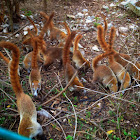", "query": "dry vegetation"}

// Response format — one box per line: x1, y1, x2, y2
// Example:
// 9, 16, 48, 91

0, 0, 140, 140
